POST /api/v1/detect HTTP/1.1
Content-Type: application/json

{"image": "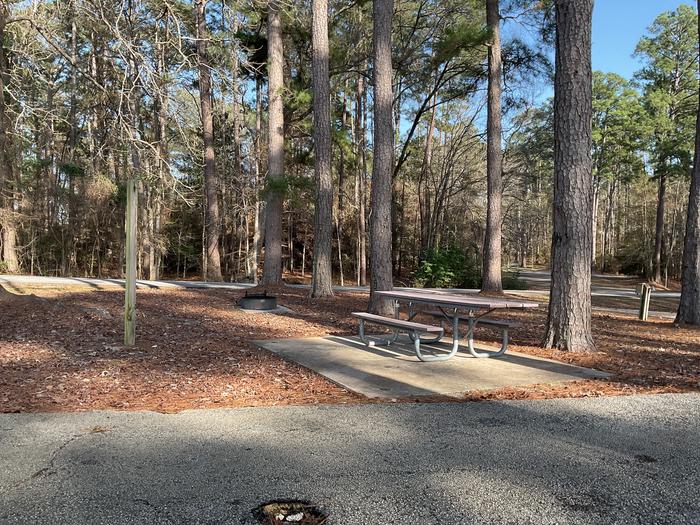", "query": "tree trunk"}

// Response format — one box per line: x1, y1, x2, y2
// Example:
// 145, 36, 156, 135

675, 0, 700, 325
231, 16, 242, 187
356, 72, 367, 286
543, 0, 595, 352
262, 0, 285, 285
62, 0, 79, 276
419, 99, 436, 257
230, 16, 243, 279
1, 222, 18, 273
195, 0, 222, 281
653, 170, 666, 283
152, 17, 169, 281
600, 178, 617, 273
68, 0, 78, 158
246, 78, 264, 284
591, 172, 600, 268
368, 0, 394, 315
481, 0, 503, 293
310, 0, 334, 297
0, 6, 18, 273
